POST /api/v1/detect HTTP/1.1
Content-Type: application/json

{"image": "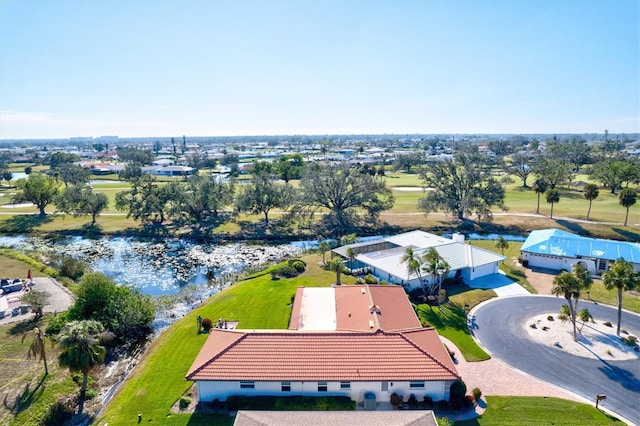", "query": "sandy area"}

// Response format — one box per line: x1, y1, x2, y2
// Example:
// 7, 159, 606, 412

525, 313, 639, 361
